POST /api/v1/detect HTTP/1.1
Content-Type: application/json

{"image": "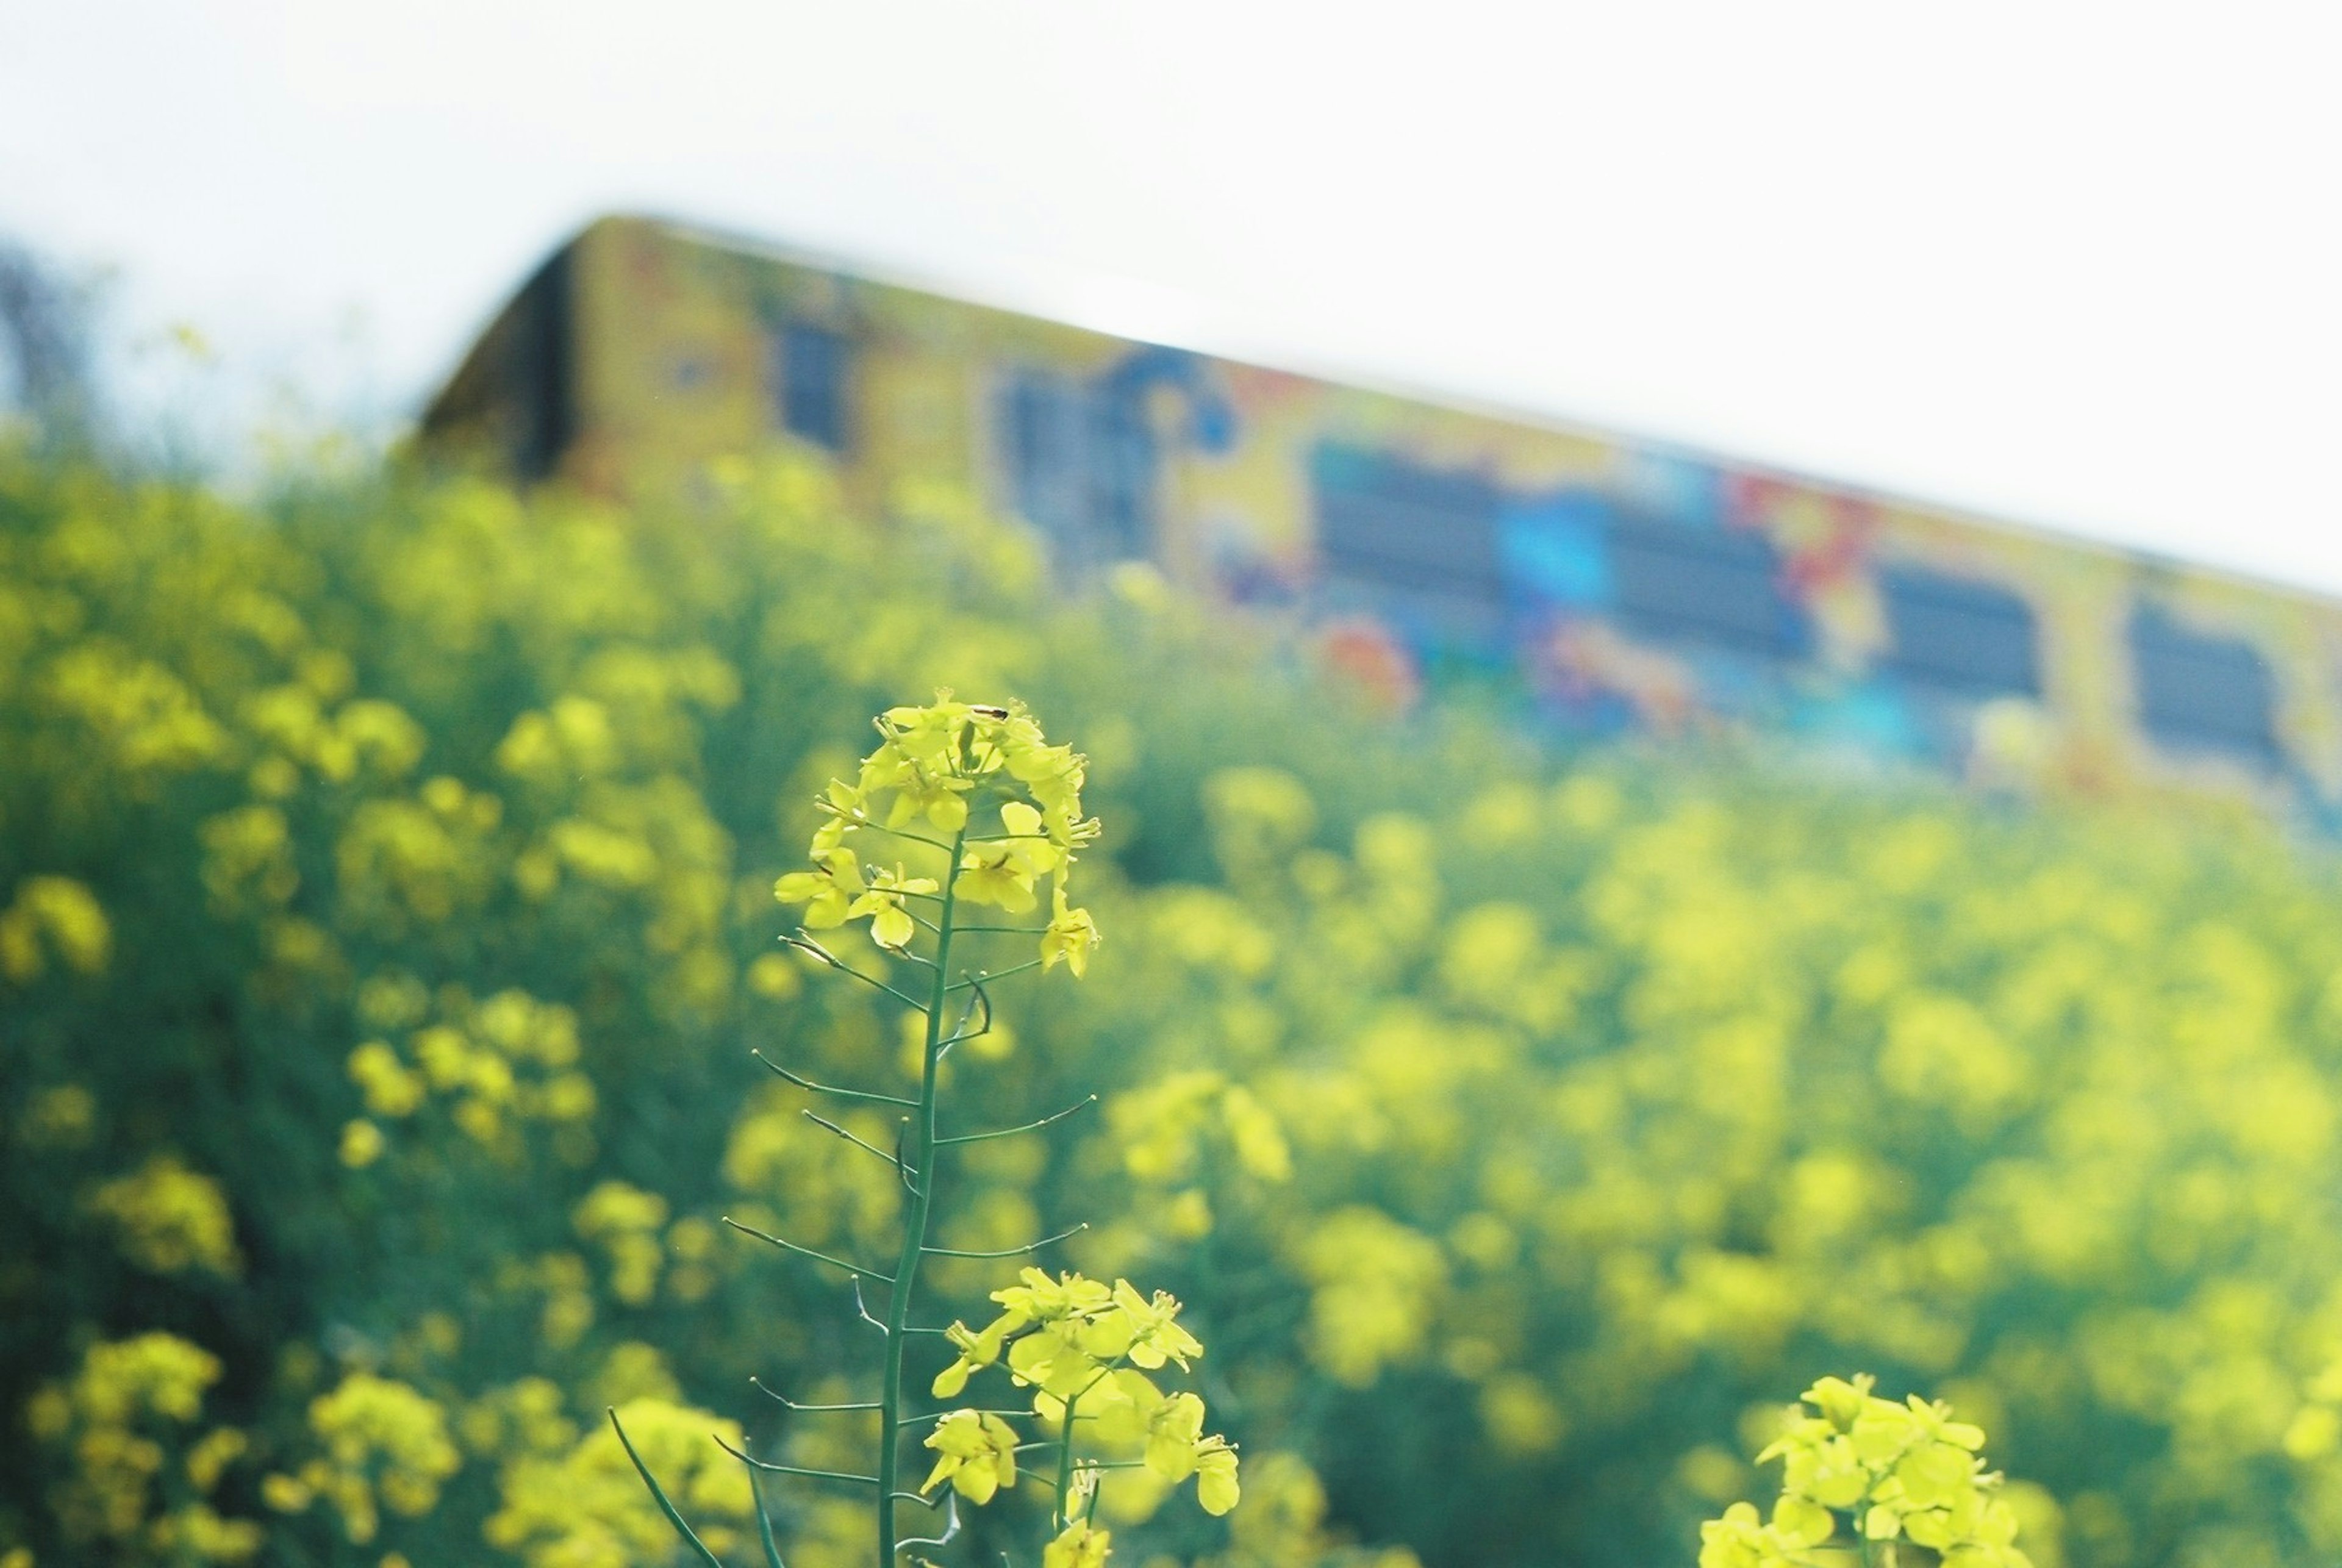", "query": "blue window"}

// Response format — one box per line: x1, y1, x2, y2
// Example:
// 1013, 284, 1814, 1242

1606, 515, 1804, 658
772, 321, 851, 451
1879, 568, 2039, 697
1001, 370, 1156, 565
1310, 445, 1505, 644
2128, 606, 2280, 764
